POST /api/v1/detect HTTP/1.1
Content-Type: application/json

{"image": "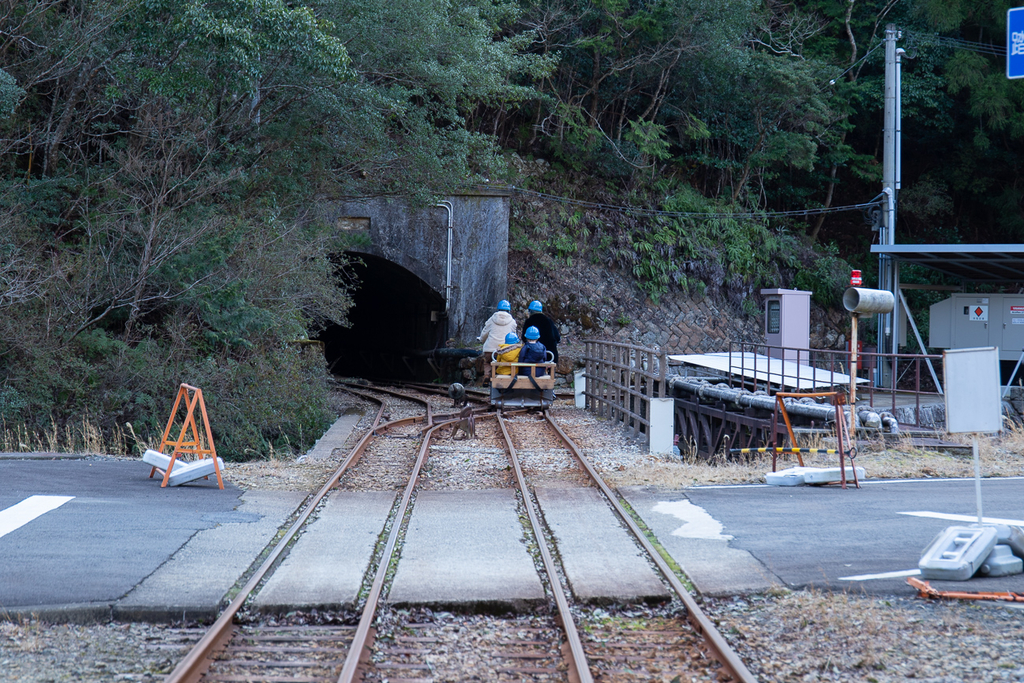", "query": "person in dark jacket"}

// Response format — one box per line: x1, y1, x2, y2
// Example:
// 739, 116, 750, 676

517, 326, 548, 376
523, 300, 560, 364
